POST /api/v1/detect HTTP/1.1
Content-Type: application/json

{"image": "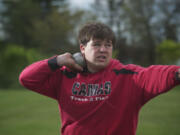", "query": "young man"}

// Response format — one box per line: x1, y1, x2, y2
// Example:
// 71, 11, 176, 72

19, 22, 180, 135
